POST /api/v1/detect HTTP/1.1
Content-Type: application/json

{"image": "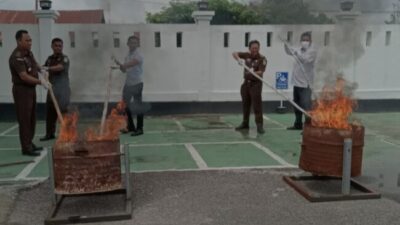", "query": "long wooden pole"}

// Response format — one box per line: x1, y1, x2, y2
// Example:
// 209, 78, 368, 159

237, 60, 313, 118
100, 67, 113, 136
44, 72, 64, 124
